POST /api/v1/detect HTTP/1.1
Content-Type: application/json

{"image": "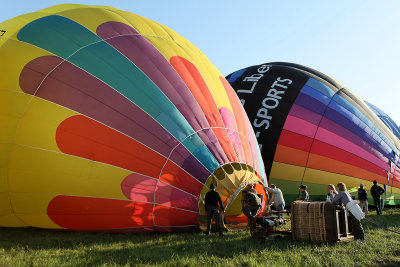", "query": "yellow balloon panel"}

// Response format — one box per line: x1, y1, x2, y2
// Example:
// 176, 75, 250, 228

0, 89, 31, 143
14, 98, 77, 152
8, 145, 130, 199
10, 191, 63, 228
270, 162, 305, 182
0, 39, 53, 93
0, 213, 26, 227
